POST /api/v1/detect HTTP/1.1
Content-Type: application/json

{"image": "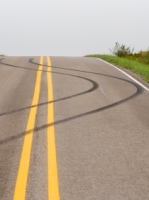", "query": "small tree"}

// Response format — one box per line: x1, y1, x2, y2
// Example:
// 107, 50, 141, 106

109, 42, 134, 57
